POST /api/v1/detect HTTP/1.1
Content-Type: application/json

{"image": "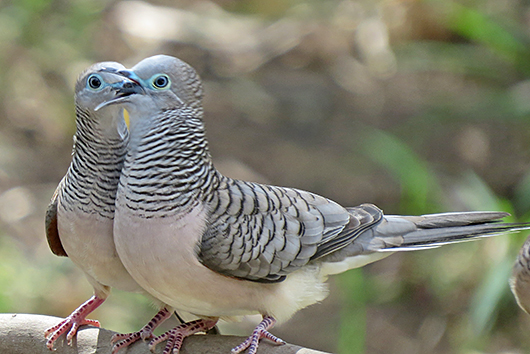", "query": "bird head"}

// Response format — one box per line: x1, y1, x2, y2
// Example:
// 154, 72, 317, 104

75, 62, 138, 136
75, 62, 131, 114
96, 55, 204, 121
